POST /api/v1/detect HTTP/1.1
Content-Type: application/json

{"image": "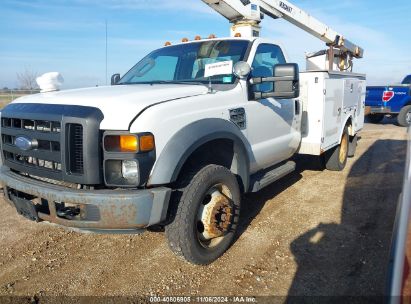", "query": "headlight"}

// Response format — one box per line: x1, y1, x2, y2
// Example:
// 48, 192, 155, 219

105, 160, 140, 186
121, 160, 138, 180
103, 132, 155, 187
